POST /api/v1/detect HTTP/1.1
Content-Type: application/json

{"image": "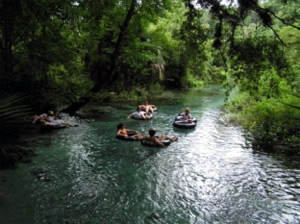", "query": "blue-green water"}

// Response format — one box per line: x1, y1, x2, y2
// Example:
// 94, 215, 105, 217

1, 86, 300, 224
